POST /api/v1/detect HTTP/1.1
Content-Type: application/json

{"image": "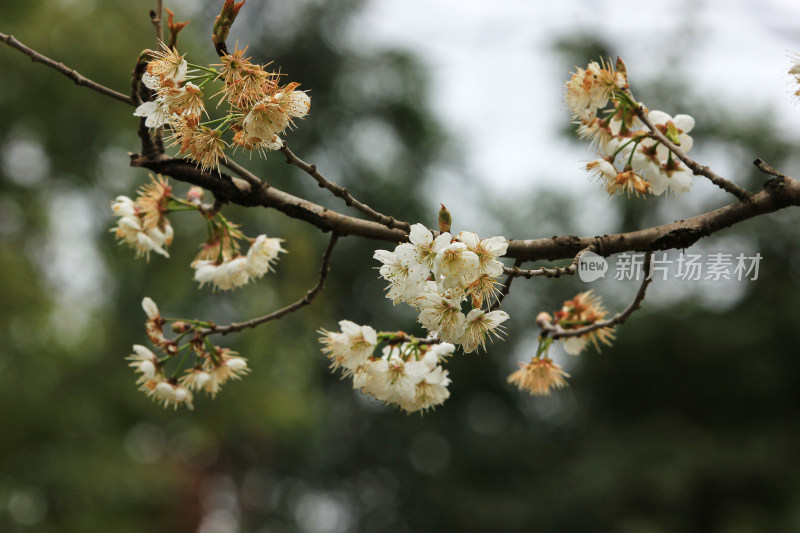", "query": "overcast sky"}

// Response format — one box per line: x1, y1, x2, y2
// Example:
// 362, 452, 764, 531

349, 0, 800, 313
350, 0, 800, 196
